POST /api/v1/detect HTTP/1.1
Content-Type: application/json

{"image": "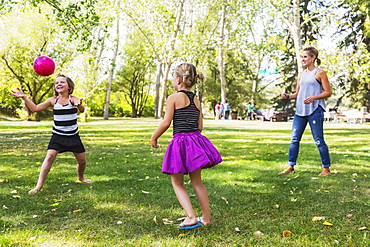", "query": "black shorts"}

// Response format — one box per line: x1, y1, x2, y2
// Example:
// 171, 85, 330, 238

48, 133, 86, 153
